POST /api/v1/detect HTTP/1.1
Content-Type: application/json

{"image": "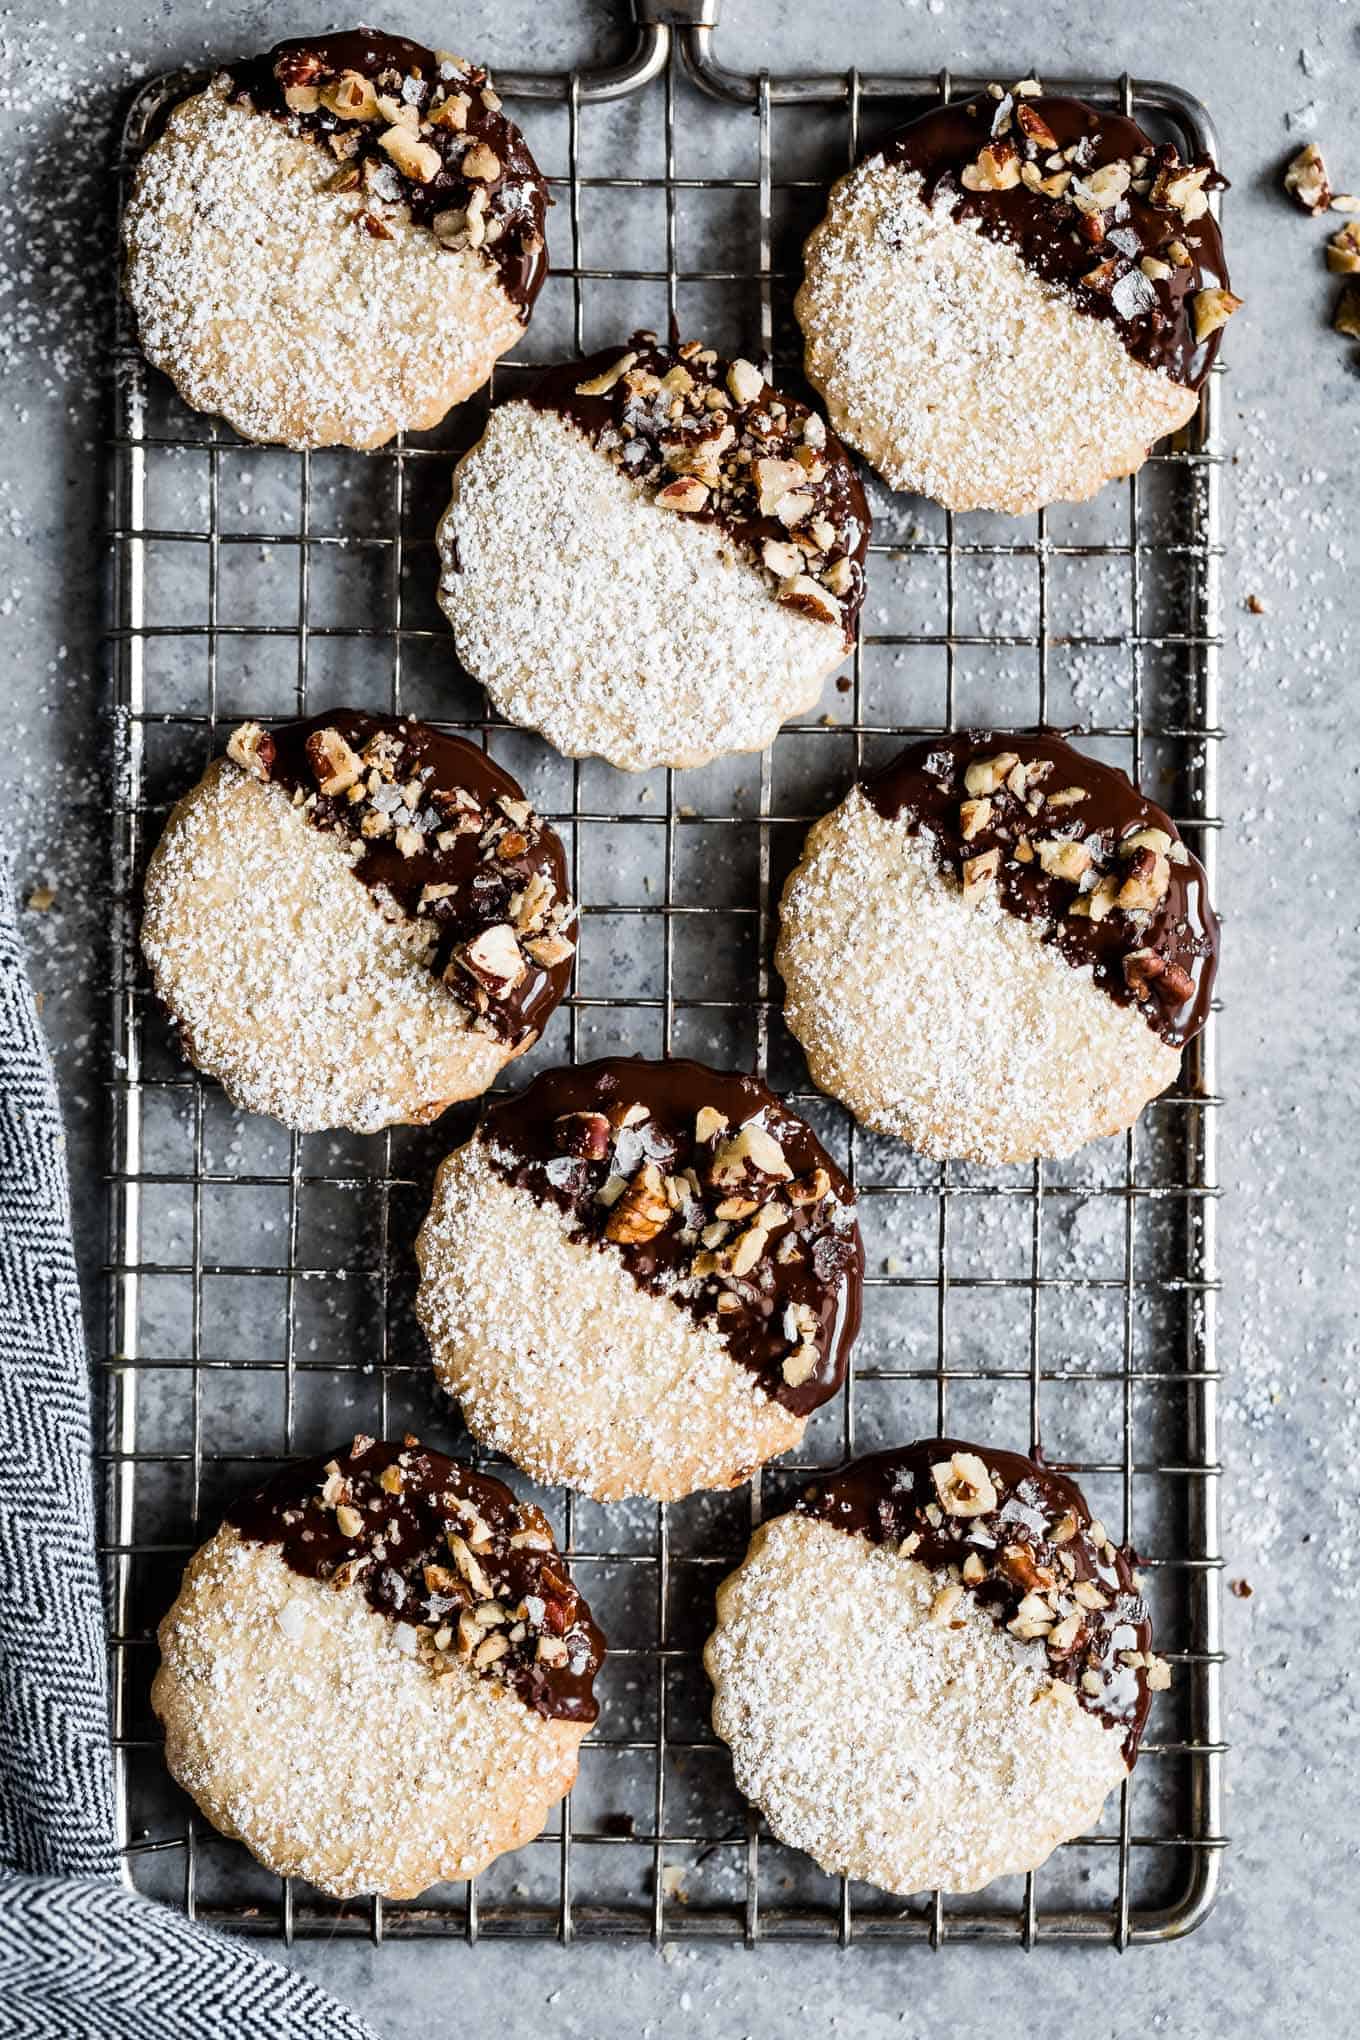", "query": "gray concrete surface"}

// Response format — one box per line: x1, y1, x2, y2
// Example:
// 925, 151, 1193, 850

1, 0, 1355, 2034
